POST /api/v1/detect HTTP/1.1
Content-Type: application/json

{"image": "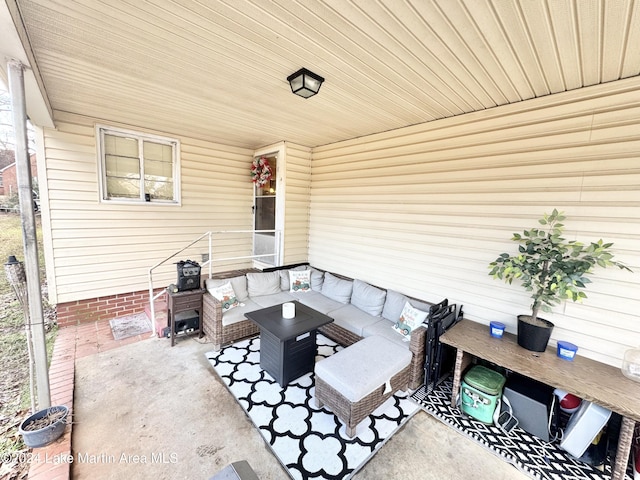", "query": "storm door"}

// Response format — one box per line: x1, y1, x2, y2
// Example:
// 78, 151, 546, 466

253, 152, 279, 267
